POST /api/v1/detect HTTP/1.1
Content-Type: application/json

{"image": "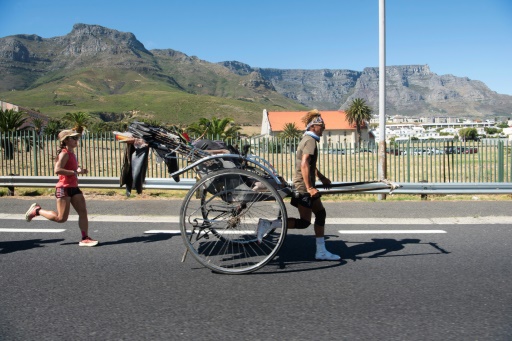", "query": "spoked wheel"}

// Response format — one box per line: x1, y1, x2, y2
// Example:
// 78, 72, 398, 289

180, 169, 288, 274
